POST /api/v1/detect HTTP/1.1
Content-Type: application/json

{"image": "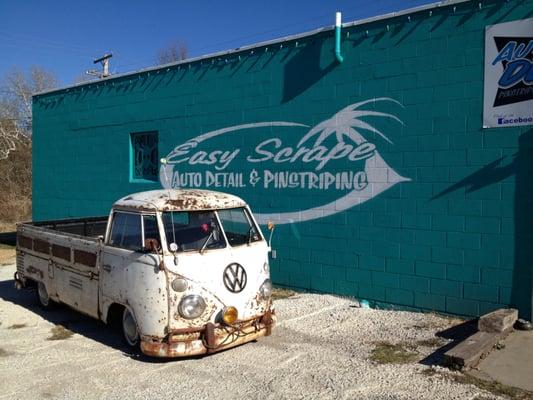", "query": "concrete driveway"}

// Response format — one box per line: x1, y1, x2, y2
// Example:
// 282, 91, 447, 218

477, 330, 533, 392
0, 263, 515, 400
